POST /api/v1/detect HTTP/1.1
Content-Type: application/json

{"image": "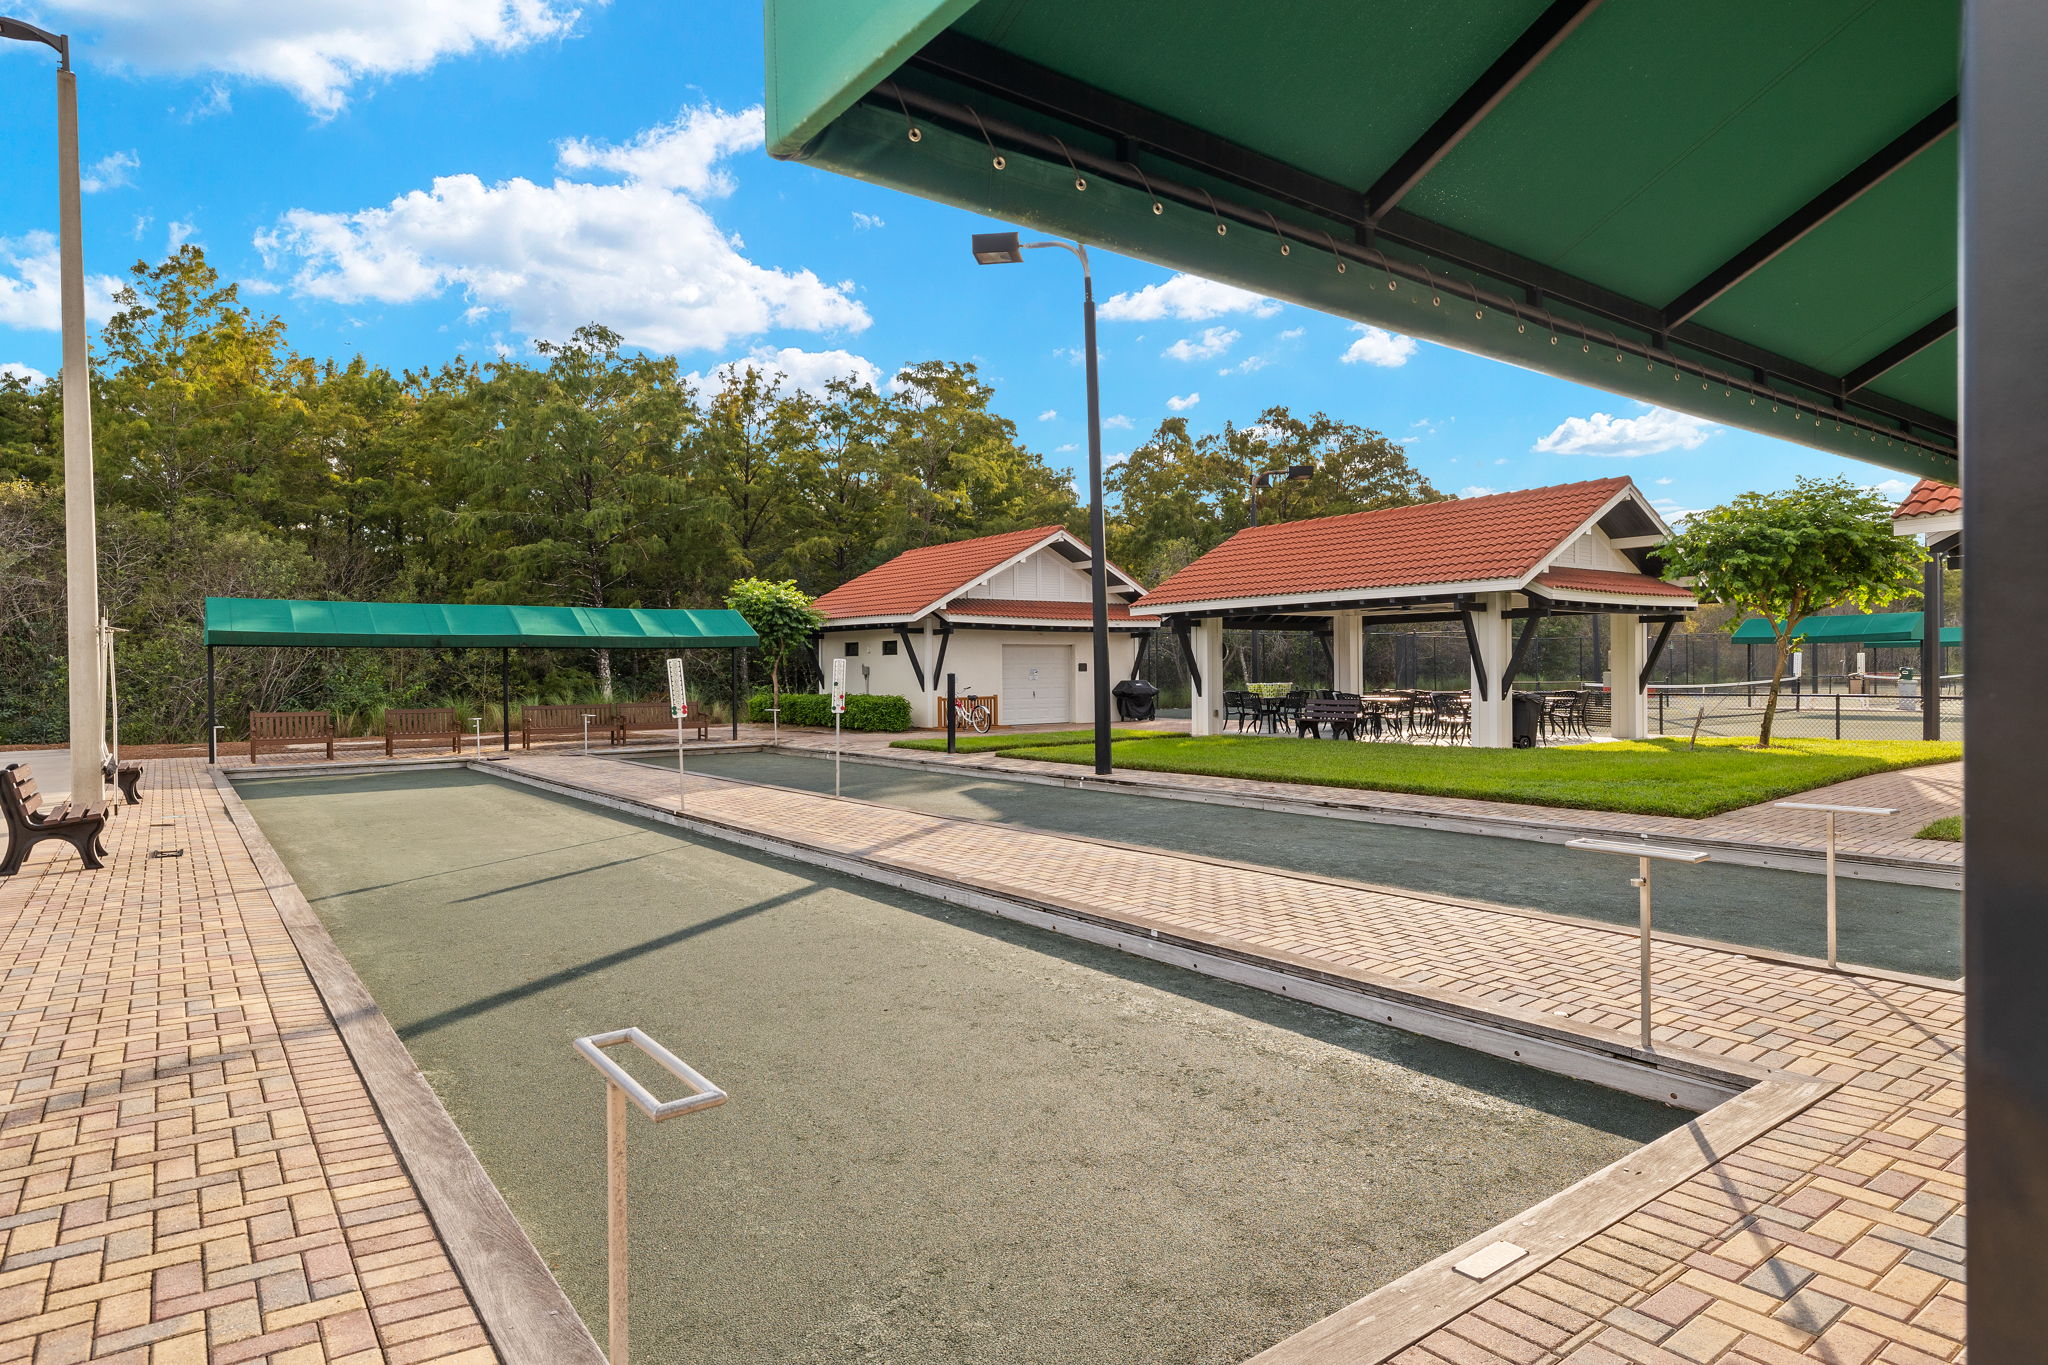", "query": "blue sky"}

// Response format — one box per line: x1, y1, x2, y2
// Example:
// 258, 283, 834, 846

0, 1, 1913, 519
